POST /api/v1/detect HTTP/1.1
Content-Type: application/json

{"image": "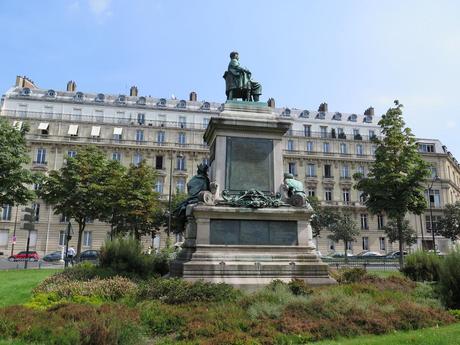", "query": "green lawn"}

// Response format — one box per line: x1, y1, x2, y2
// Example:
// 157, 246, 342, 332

367, 270, 403, 278
0, 269, 58, 307
314, 323, 460, 345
